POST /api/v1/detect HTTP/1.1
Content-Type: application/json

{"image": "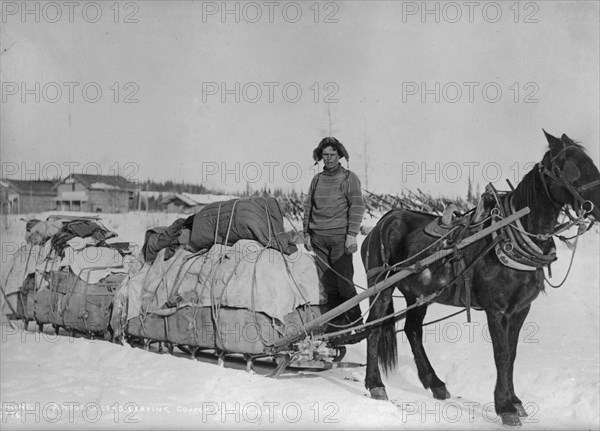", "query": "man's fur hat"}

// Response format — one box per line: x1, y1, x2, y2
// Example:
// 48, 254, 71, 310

312, 137, 350, 162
